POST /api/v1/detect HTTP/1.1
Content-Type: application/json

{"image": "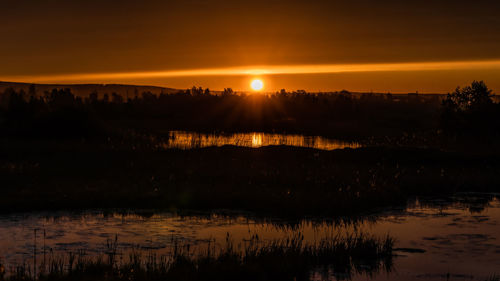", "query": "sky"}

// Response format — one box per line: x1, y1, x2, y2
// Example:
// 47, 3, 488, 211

1, 0, 500, 92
